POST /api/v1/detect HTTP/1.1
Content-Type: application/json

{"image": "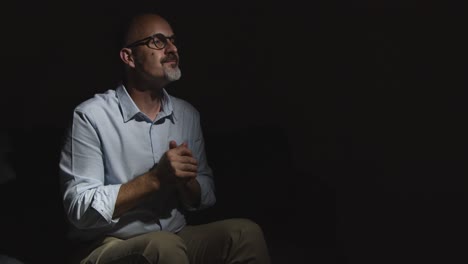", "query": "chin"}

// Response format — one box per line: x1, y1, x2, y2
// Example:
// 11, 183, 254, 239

164, 67, 182, 82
